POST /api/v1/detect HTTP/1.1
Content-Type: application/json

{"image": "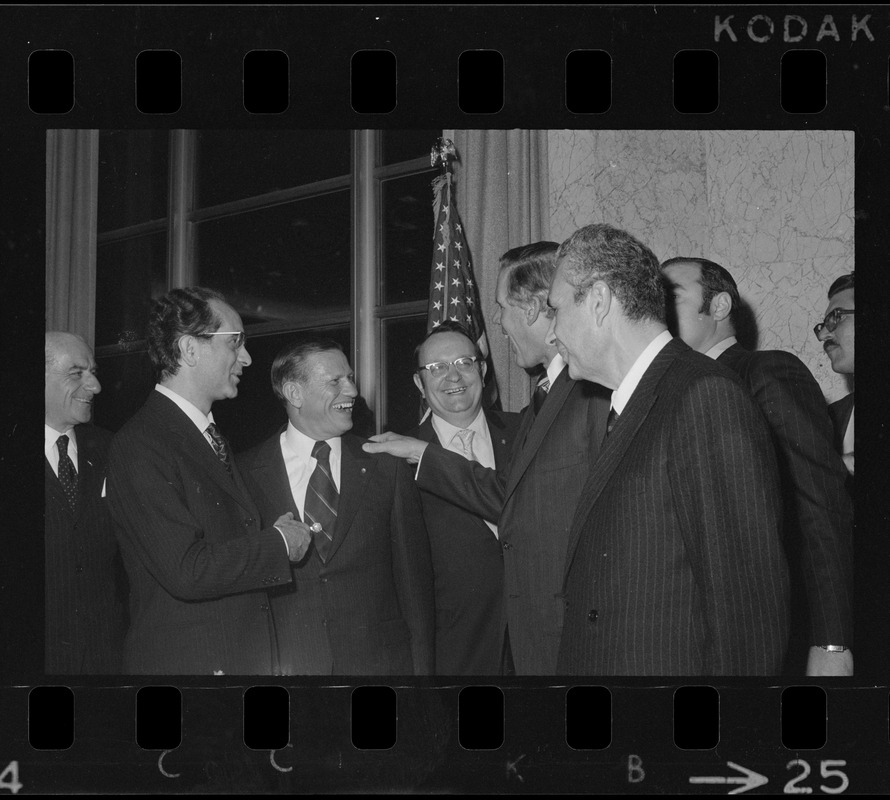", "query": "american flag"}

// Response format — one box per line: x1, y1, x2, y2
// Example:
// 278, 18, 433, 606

426, 171, 497, 407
